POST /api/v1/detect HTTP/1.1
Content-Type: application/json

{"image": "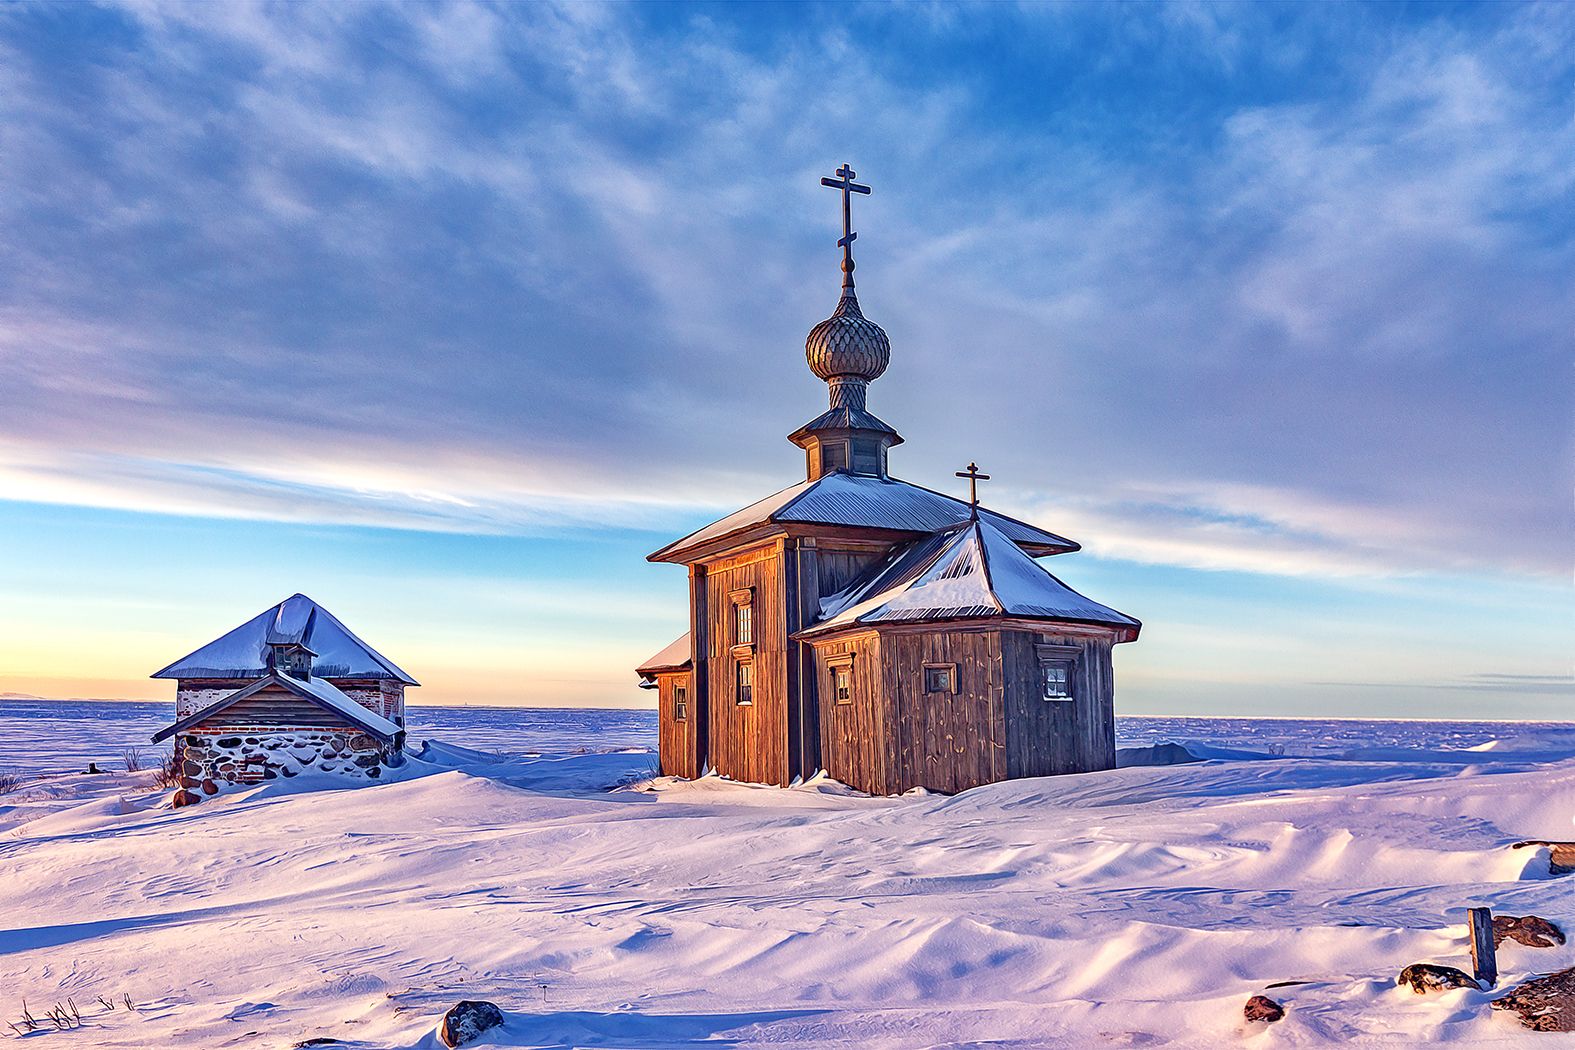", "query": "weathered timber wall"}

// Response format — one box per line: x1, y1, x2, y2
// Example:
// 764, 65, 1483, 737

1001, 630, 1117, 777
811, 632, 885, 794
701, 543, 789, 786
882, 629, 1008, 794
656, 672, 700, 779
176, 677, 403, 722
